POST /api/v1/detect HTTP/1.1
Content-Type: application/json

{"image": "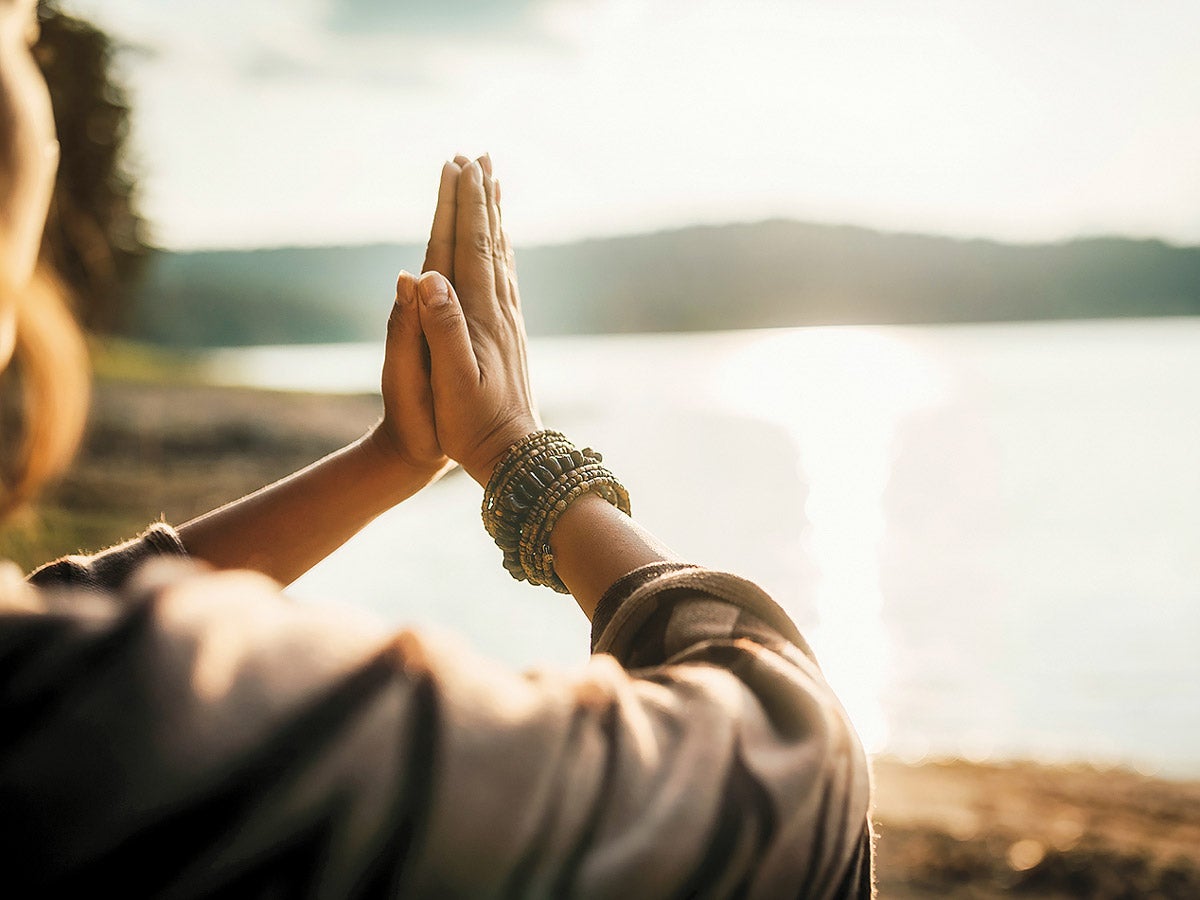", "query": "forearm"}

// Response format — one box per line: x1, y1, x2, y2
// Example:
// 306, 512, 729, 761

178, 427, 451, 585
549, 492, 679, 620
